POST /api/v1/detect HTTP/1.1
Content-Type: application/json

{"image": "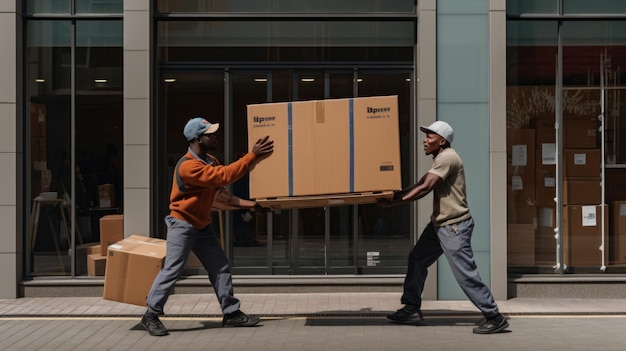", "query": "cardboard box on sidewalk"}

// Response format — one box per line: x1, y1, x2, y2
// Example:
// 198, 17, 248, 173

87, 254, 107, 276
247, 95, 401, 200
103, 235, 167, 306
99, 214, 124, 256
